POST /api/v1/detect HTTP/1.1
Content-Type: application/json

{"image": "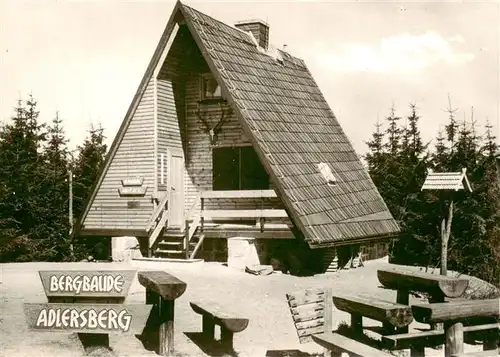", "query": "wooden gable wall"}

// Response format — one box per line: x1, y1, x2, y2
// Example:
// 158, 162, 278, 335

82, 79, 155, 232
82, 22, 287, 235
